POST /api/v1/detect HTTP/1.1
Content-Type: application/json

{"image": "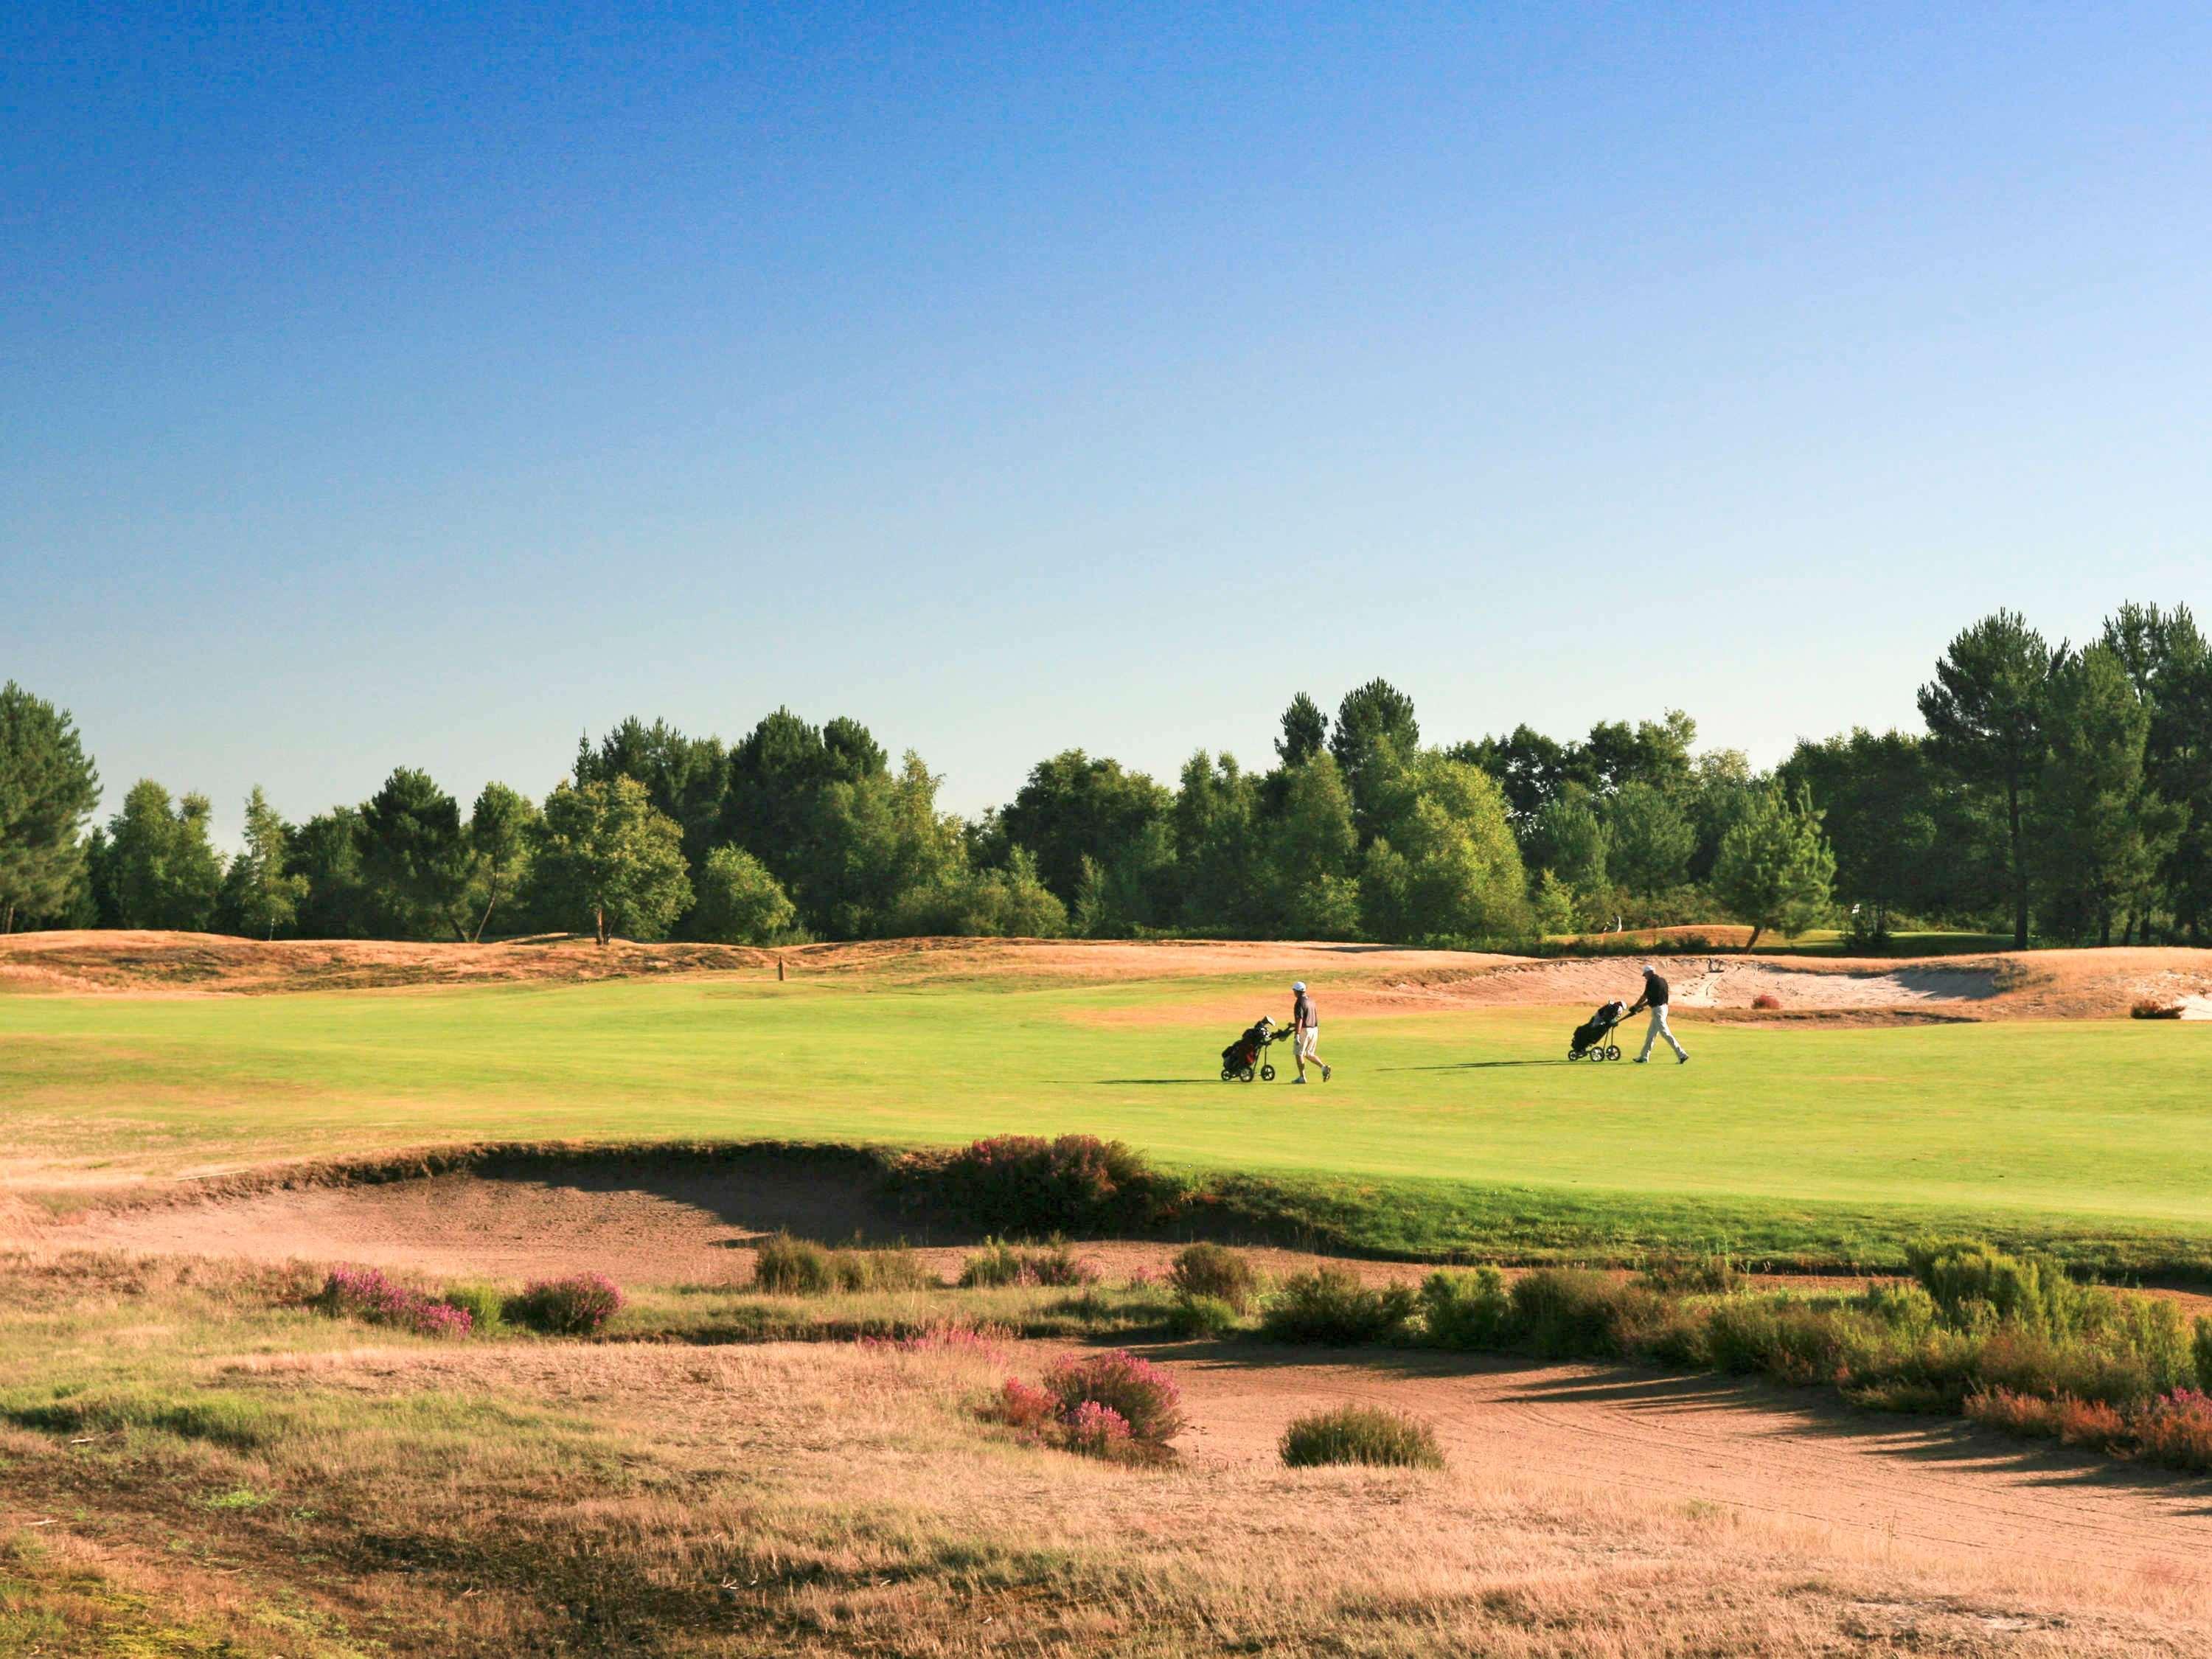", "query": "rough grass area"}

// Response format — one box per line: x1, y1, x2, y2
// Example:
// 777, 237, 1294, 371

5, 1249, 2206, 1657
1279, 1404, 1444, 1470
